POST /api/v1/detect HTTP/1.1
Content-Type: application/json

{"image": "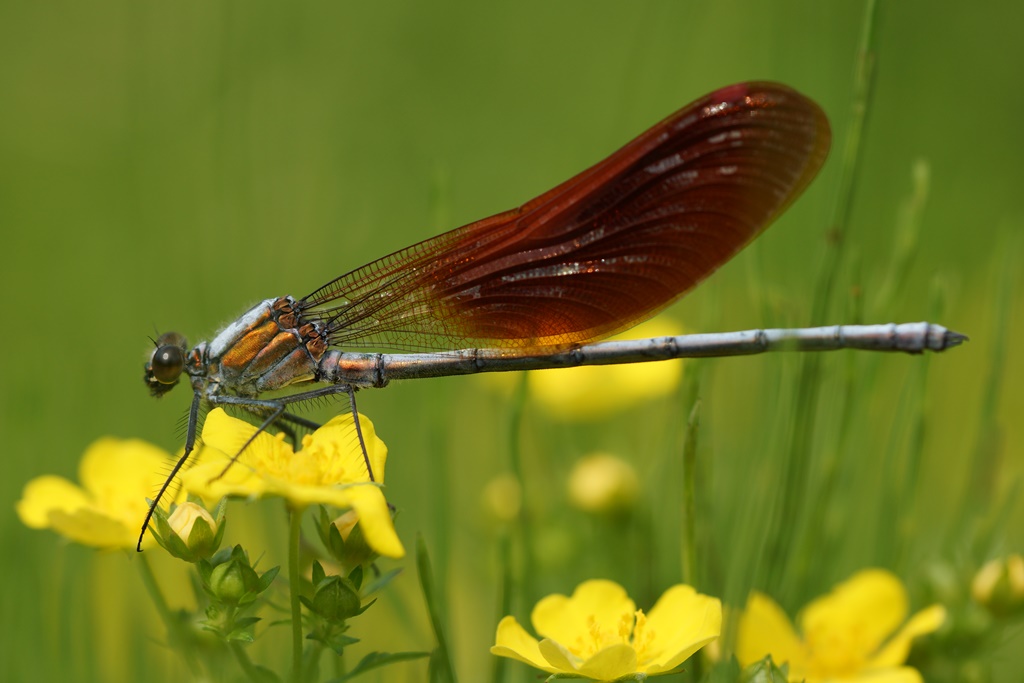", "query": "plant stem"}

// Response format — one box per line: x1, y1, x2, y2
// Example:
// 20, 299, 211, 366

289, 506, 306, 683
417, 535, 457, 683
230, 641, 263, 682
136, 554, 203, 677
681, 400, 701, 587
507, 373, 534, 604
